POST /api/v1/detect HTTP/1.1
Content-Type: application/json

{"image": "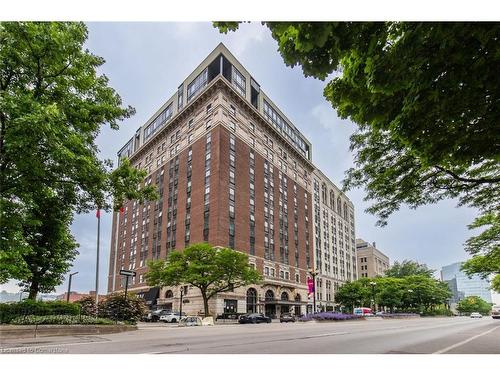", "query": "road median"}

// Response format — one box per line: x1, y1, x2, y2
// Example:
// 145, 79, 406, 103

0, 324, 137, 339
